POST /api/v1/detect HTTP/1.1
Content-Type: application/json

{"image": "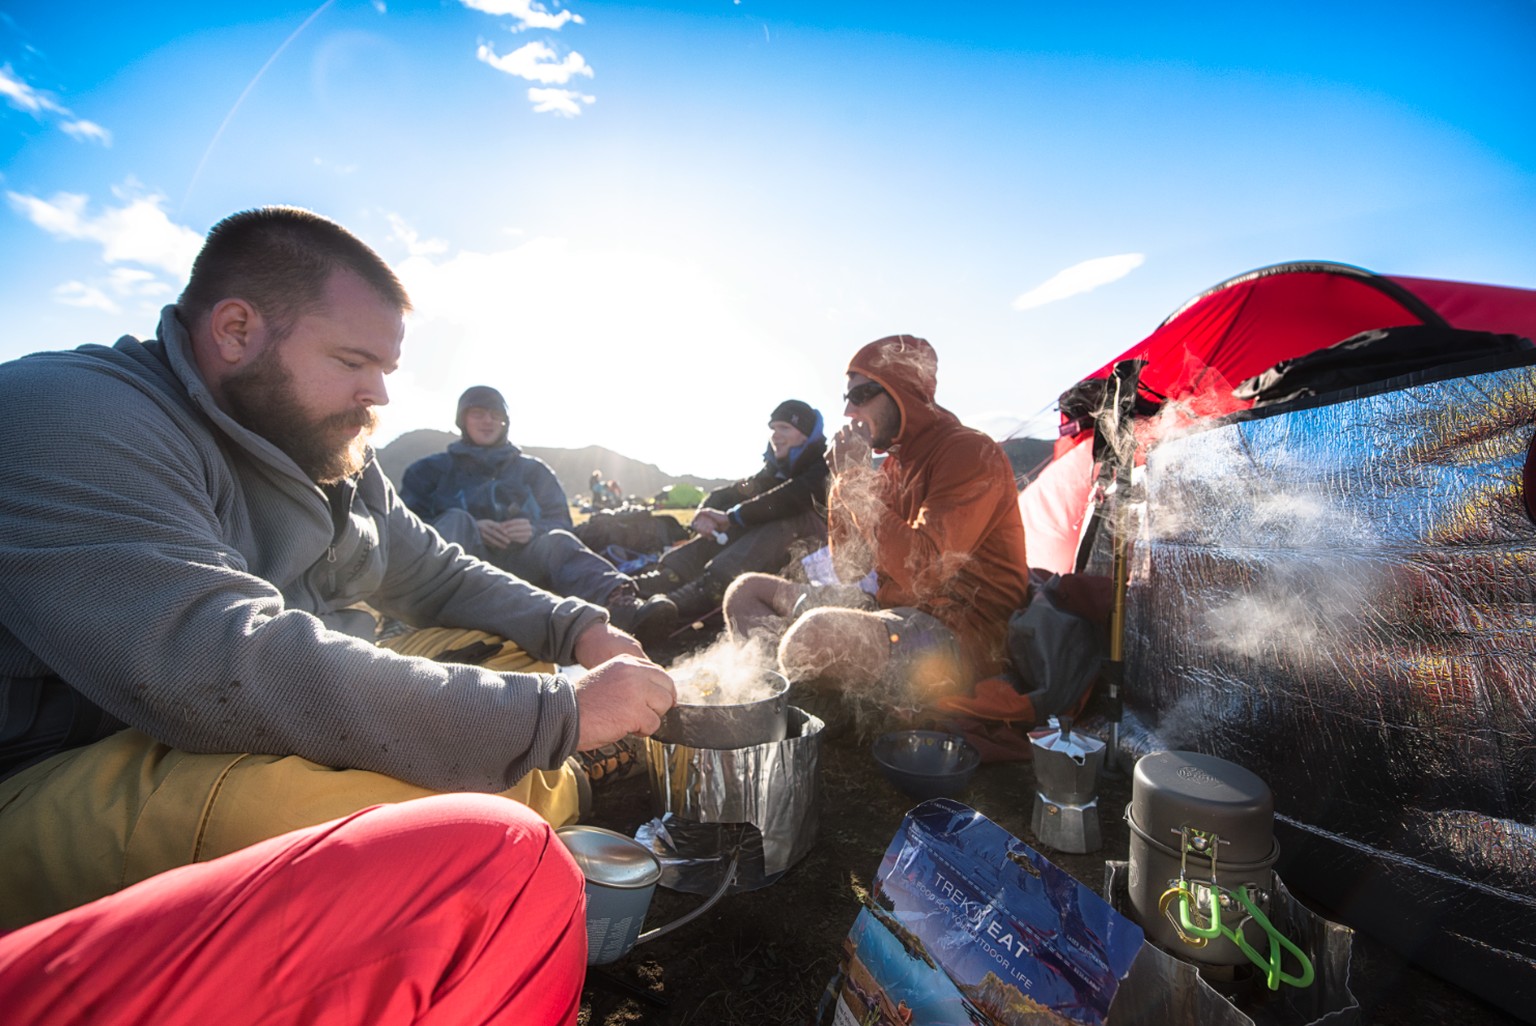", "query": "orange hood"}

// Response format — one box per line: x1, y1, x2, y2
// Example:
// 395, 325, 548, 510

846, 334, 960, 455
